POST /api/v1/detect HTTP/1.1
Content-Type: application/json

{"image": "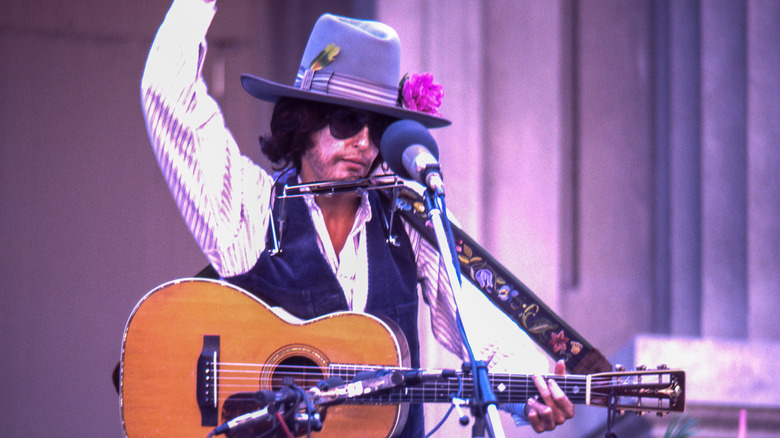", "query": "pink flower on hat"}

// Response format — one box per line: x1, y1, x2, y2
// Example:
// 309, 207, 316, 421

400, 72, 444, 116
